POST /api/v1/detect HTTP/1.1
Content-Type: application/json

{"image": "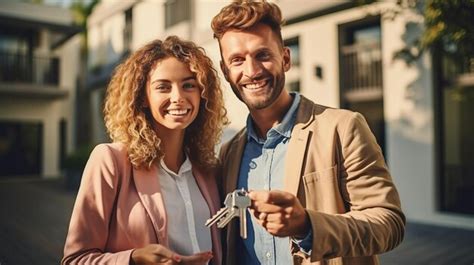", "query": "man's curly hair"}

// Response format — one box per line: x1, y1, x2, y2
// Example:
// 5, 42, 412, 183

104, 36, 228, 169
211, 0, 284, 45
